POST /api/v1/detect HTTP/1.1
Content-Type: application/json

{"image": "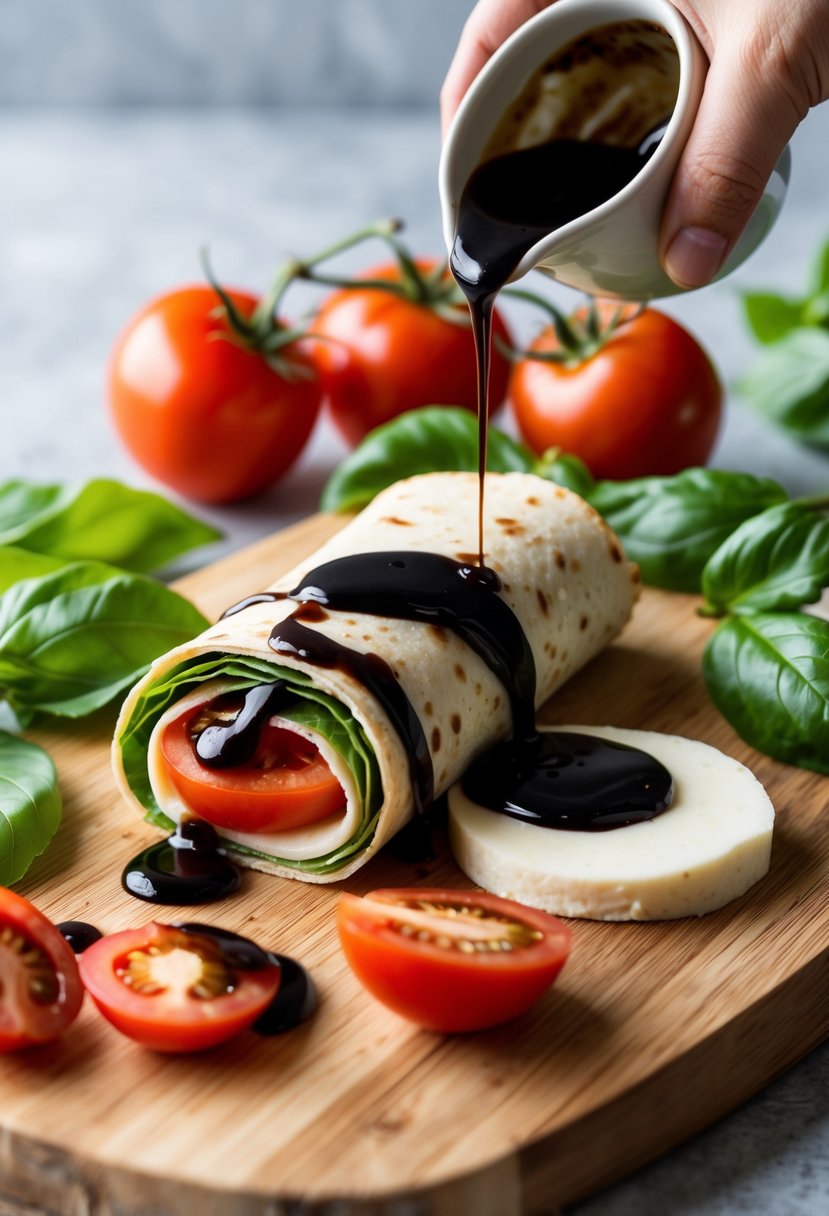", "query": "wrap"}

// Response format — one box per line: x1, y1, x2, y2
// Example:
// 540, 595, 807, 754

113, 472, 639, 883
